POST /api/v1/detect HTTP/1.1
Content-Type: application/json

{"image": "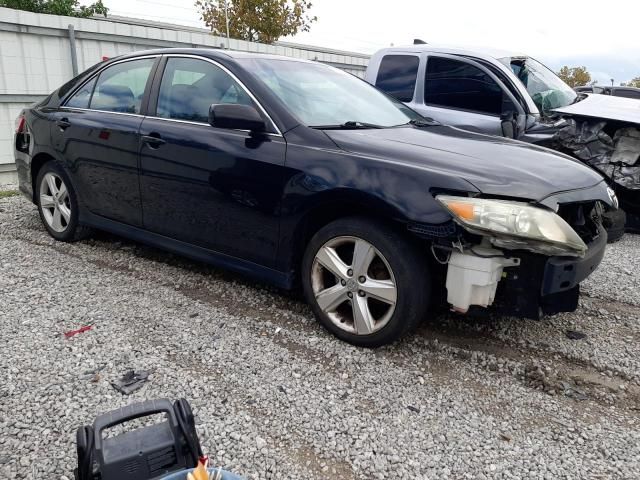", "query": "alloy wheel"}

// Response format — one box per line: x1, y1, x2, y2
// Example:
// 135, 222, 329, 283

40, 172, 71, 233
311, 236, 397, 335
